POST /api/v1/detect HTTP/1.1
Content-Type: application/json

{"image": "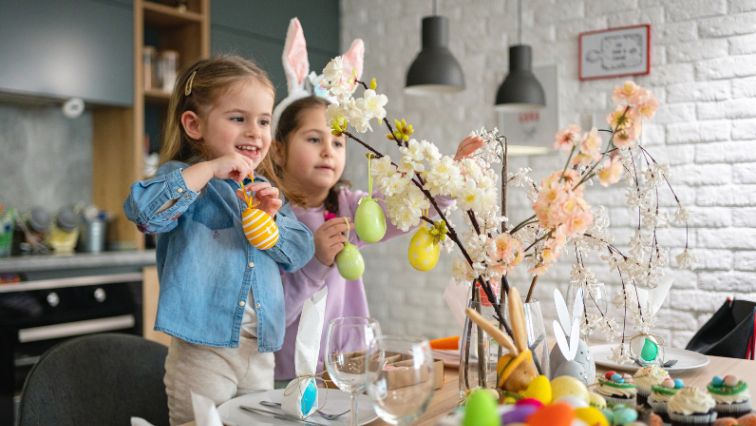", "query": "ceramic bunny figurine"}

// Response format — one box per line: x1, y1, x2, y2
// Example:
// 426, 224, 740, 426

549, 287, 596, 385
